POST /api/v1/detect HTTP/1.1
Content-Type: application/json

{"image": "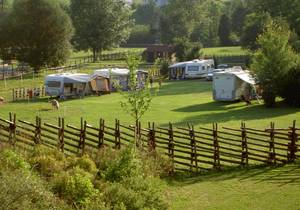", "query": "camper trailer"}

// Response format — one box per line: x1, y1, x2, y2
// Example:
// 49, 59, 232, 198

45, 73, 92, 98
212, 68, 256, 101
93, 68, 130, 91
169, 59, 214, 80
92, 68, 149, 91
